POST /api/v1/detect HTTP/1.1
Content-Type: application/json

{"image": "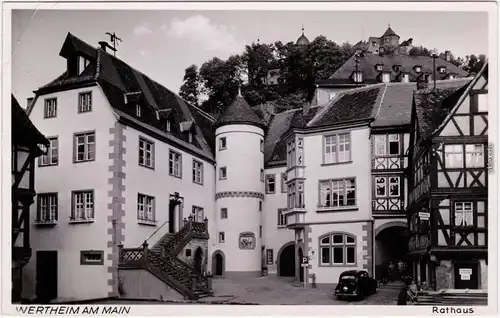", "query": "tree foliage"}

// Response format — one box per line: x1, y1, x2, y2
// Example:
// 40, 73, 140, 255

179, 64, 200, 107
